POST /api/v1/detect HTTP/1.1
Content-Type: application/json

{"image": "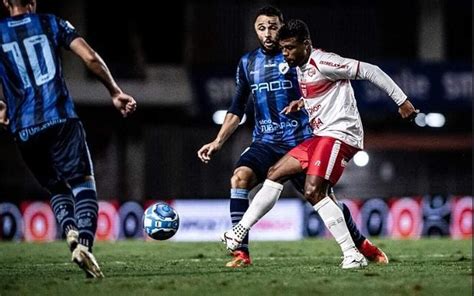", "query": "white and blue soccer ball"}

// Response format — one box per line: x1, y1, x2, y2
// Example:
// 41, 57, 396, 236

143, 202, 179, 240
